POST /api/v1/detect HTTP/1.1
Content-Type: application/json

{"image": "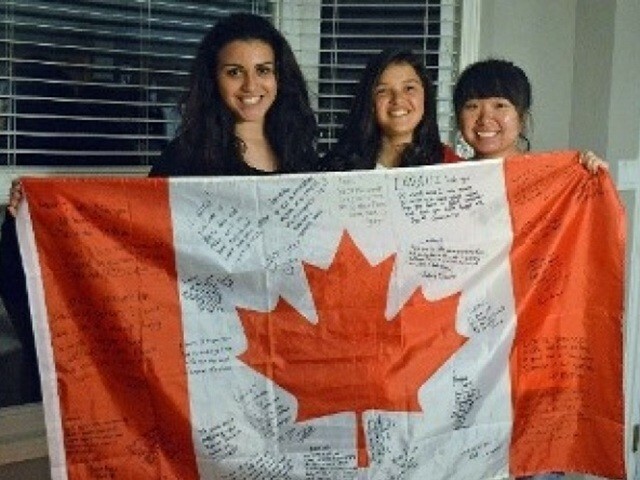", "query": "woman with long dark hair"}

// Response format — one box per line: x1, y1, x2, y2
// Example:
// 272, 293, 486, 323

325, 48, 459, 171
150, 13, 319, 176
